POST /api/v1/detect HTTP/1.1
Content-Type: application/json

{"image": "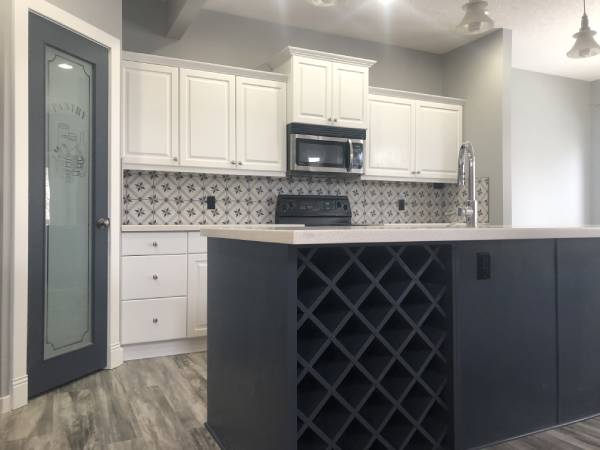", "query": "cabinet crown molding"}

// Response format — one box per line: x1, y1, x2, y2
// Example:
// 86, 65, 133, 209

369, 86, 466, 105
268, 46, 377, 69
122, 51, 288, 83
